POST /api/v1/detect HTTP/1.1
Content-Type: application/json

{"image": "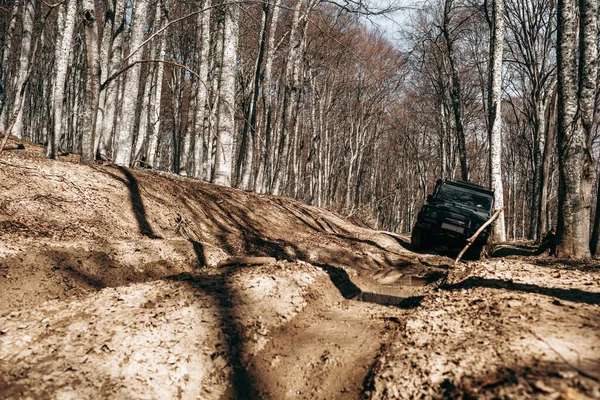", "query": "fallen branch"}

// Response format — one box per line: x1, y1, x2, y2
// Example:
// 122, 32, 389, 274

2, 143, 25, 150
455, 207, 505, 265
